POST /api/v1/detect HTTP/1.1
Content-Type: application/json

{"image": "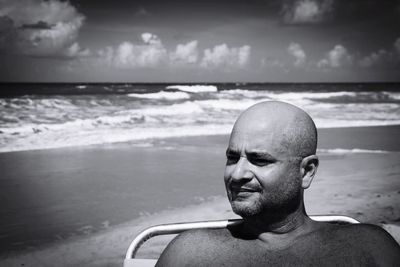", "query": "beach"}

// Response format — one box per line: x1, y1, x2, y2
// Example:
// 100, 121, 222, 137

0, 125, 399, 266
1, 0, 400, 263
